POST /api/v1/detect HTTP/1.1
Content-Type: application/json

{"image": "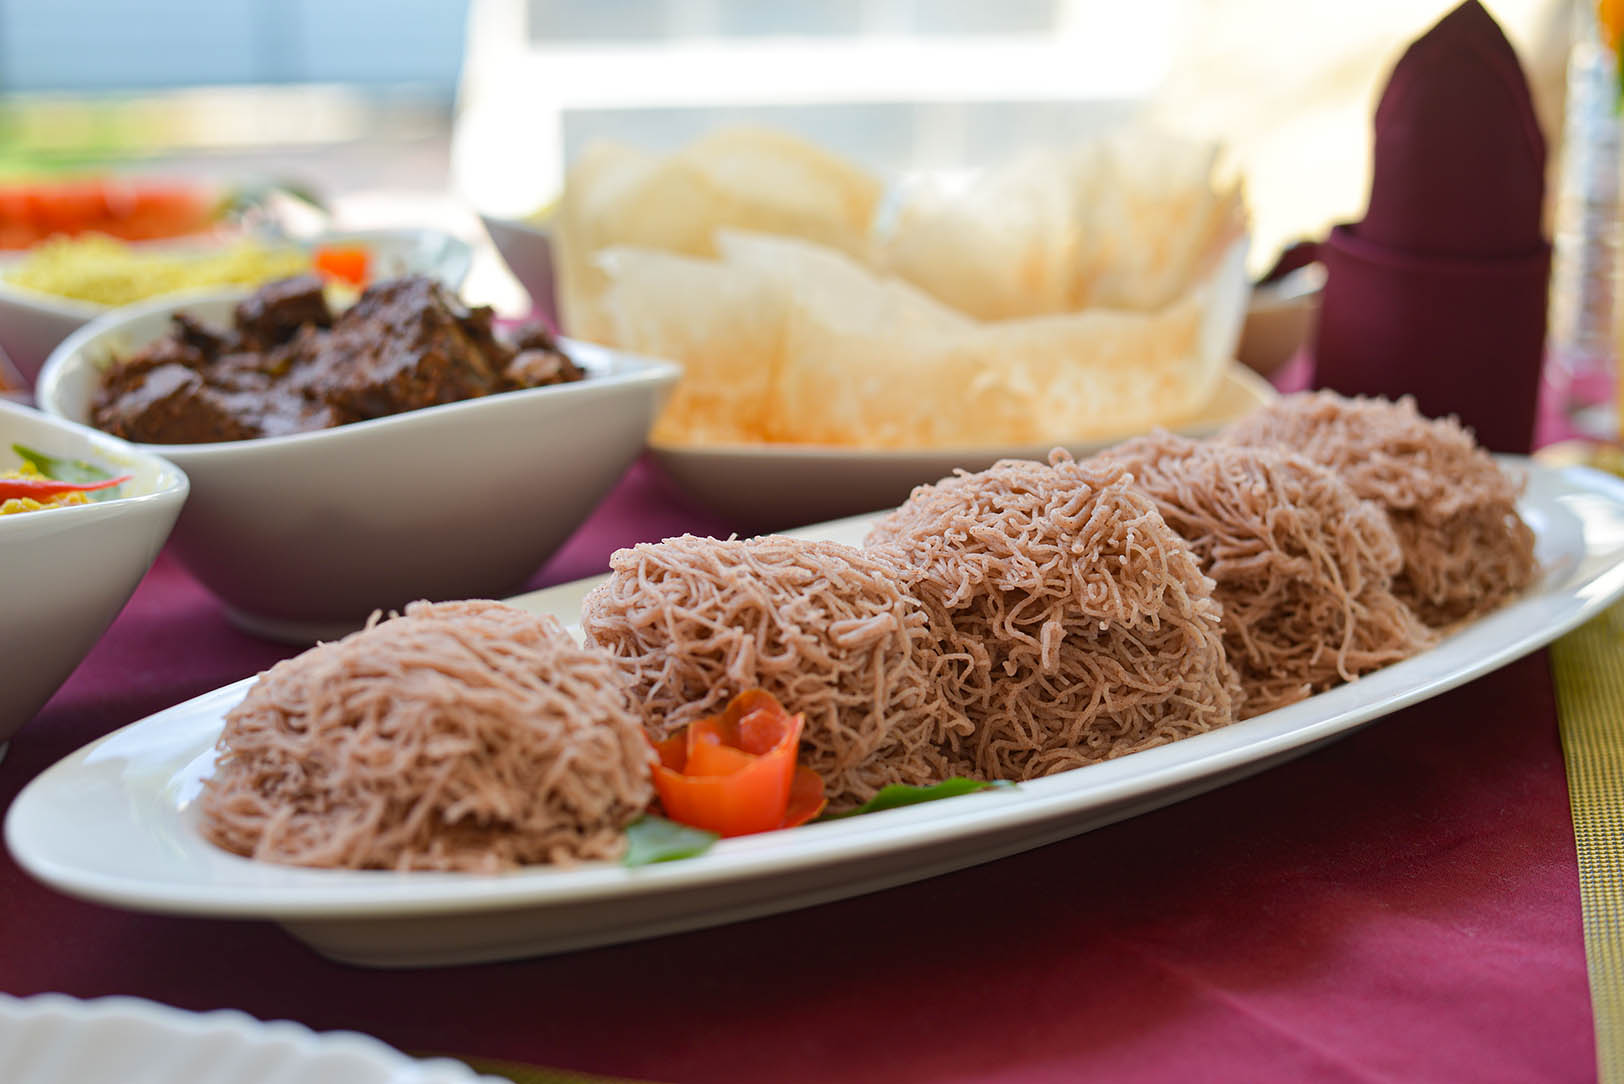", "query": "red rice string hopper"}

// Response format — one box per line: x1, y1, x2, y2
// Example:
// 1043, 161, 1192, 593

193, 394, 1539, 871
